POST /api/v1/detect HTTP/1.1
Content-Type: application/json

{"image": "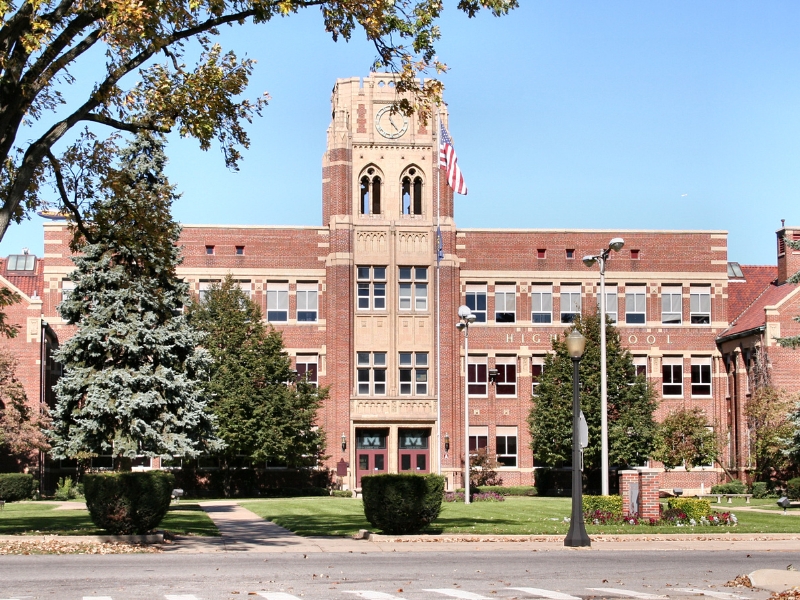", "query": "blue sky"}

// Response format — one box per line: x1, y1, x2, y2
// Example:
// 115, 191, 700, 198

2, 0, 798, 265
